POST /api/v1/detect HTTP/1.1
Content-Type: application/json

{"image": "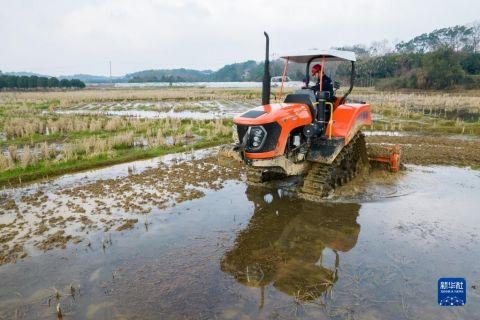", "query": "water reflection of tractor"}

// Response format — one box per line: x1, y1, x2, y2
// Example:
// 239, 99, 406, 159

219, 32, 400, 197
220, 185, 361, 305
